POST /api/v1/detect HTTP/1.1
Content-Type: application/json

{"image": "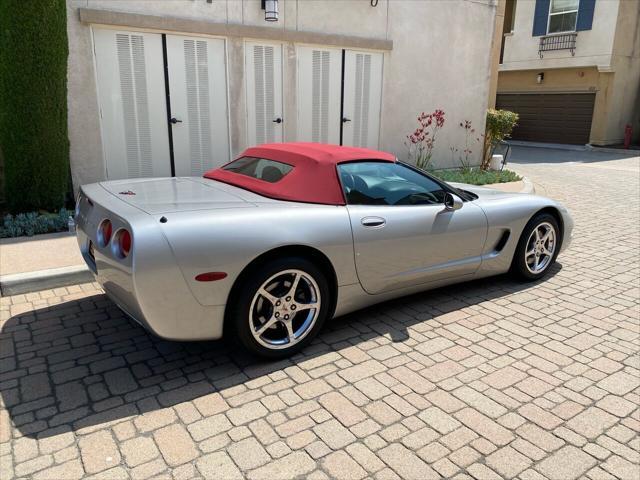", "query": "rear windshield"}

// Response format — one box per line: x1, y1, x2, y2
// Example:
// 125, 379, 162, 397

223, 156, 293, 183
